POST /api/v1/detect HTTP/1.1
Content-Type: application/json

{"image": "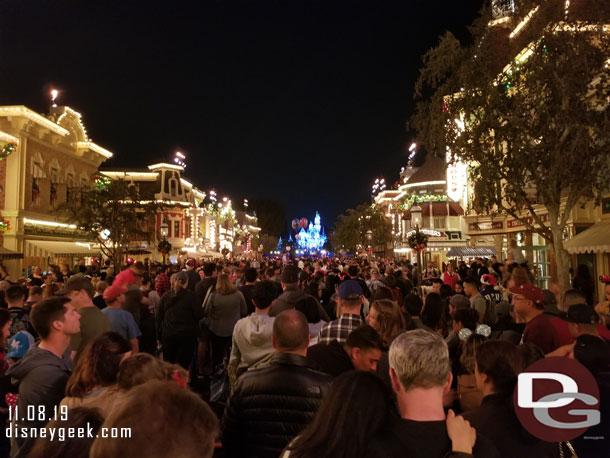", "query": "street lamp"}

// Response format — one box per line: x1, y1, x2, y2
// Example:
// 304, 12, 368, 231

410, 204, 423, 289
